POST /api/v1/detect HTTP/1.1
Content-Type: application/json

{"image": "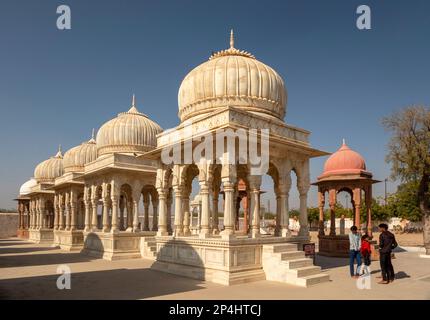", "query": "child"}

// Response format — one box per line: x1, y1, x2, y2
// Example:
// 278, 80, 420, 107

360, 234, 372, 275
